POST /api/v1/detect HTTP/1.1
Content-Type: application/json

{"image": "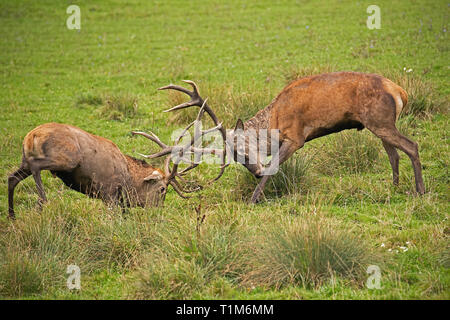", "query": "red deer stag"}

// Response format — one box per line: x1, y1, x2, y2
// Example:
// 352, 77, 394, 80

155, 73, 425, 203
7, 122, 210, 218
